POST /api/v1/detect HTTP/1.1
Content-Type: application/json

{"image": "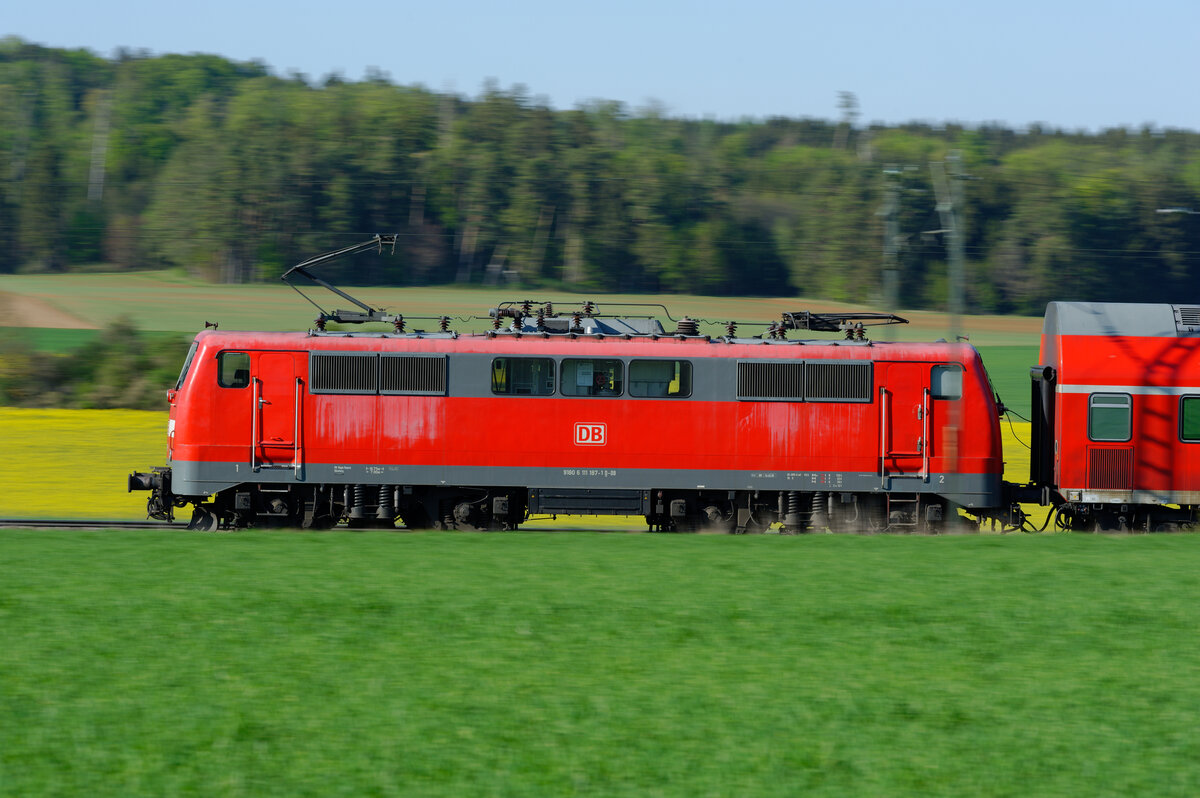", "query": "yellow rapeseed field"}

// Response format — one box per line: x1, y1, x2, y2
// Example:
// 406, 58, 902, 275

2, 407, 1047, 527
0, 407, 169, 519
